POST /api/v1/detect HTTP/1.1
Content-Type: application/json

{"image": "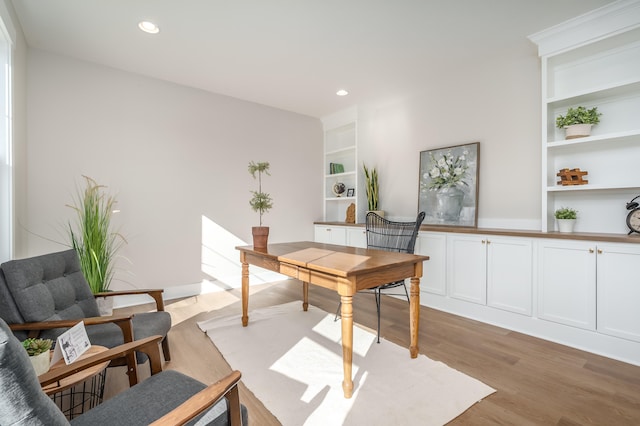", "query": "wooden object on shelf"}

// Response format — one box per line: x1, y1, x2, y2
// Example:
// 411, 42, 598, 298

557, 168, 589, 186
345, 203, 355, 223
